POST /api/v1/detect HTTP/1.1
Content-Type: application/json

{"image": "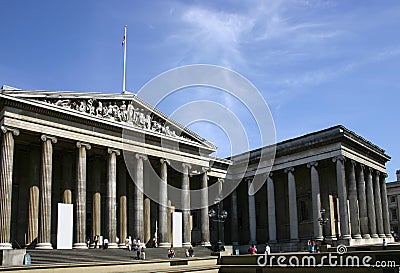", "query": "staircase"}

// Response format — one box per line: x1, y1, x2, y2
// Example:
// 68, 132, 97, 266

27, 246, 213, 264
